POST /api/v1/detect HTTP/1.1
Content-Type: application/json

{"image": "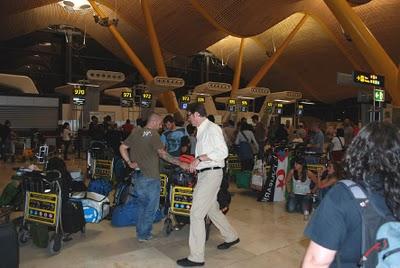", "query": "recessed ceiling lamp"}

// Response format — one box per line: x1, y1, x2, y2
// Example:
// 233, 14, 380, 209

58, 0, 92, 12
274, 99, 291, 103
299, 100, 316, 105
39, 42, 52, 47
